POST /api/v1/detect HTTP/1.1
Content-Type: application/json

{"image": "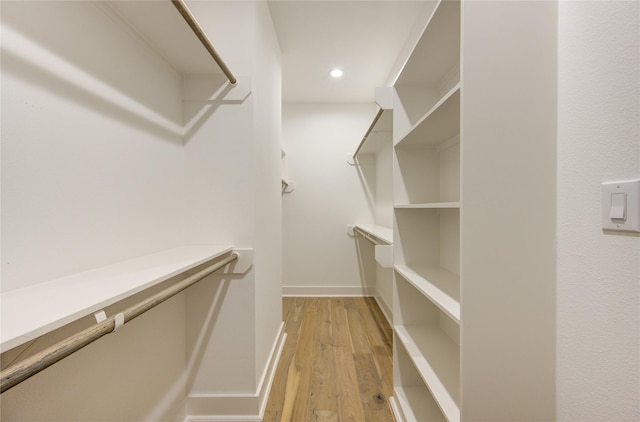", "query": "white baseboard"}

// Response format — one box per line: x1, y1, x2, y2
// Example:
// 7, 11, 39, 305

389, 396, 404, 422
373, 292, 393, 326
182, 322, 287, 422
282, 285, 375, 297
